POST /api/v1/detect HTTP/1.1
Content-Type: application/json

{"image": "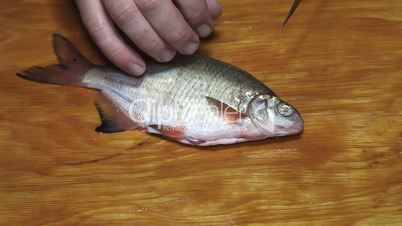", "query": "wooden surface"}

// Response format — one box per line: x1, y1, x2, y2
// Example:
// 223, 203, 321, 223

1, 0, 401, 225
